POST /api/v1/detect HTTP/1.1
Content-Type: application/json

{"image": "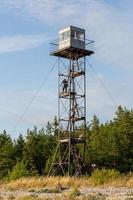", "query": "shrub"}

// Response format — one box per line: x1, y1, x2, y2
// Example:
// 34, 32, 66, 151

69, 186, 81, 198
91, 168, 120, 185
19, 196, 36, 200
9, 161, 28, 180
